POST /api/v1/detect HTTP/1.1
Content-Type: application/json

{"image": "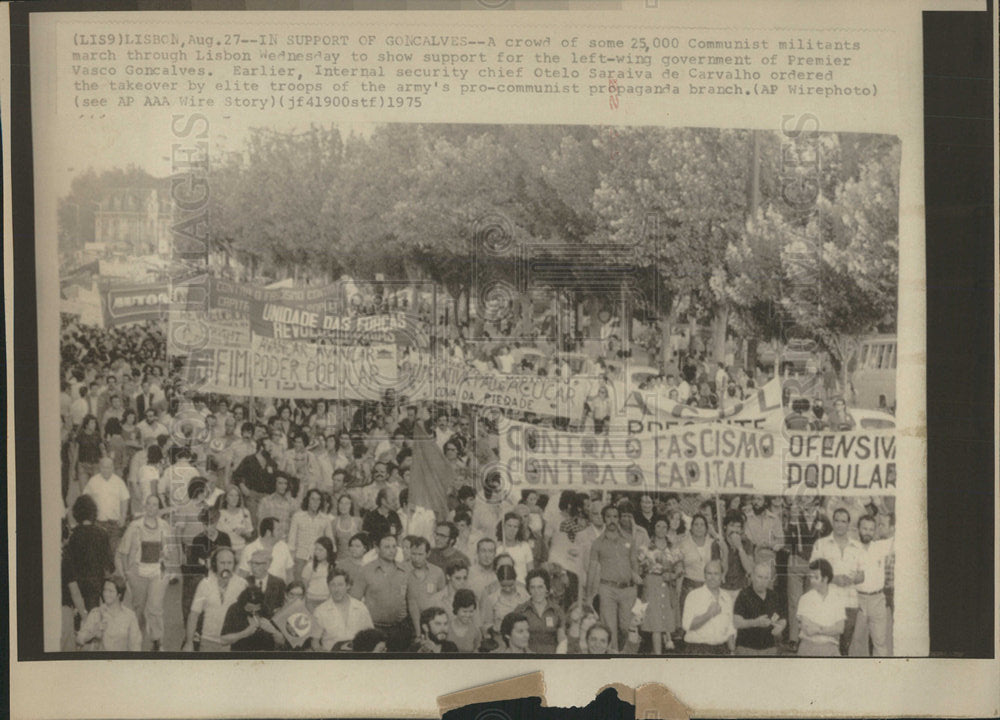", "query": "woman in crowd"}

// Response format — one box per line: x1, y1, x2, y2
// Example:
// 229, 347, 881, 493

335, 532, 370, 588
495, 611, 531, 654
481, 562, 529, 638
75, 576, 142, 651
641, 515, 683, 653
332, 494, 361, 558
301, 536, 336, 612
516, 568, 564, 654
120, 409, 143, 479
216, 485, 254, 562
678, 514, 721, 620
288, 489, 334, 582
447, 588, 482, 654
